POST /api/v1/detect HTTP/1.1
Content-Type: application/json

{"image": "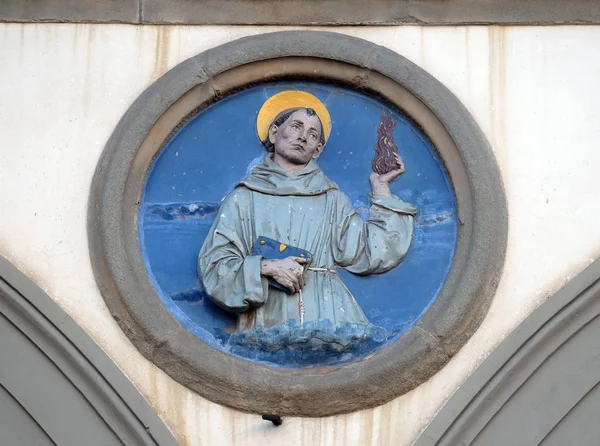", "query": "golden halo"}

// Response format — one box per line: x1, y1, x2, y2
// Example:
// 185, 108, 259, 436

256, 91, 332, 143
